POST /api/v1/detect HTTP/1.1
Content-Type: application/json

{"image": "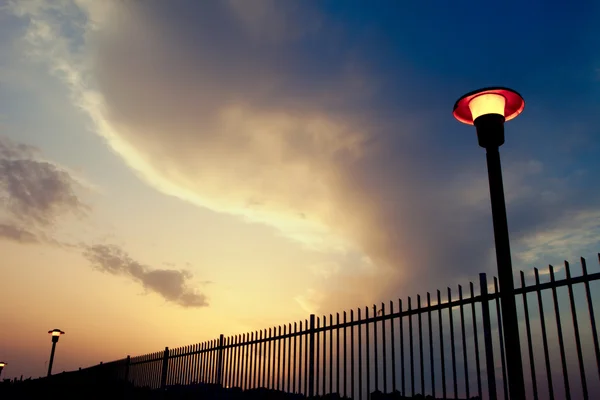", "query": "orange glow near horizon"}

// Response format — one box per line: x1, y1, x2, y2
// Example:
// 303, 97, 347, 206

0, 239, 314, 379
468, 93, 506, 121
